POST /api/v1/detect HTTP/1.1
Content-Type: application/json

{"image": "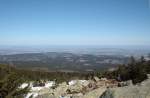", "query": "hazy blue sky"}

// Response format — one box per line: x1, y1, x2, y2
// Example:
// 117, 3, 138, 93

0, 0, 150, 46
